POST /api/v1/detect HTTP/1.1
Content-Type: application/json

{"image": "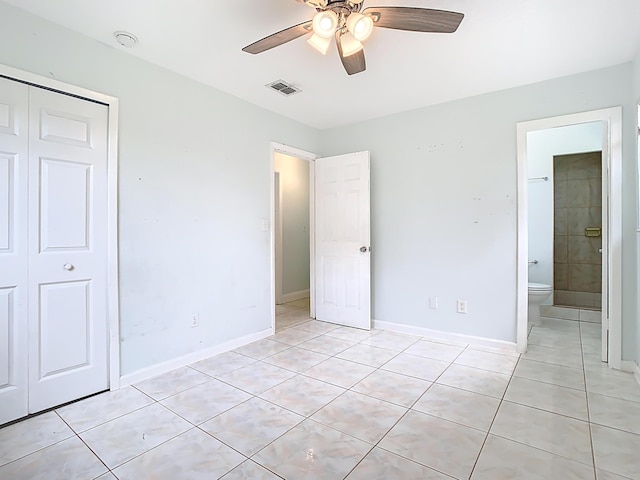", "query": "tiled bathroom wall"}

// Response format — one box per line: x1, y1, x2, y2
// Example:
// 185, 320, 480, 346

553, 151, 602, 309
